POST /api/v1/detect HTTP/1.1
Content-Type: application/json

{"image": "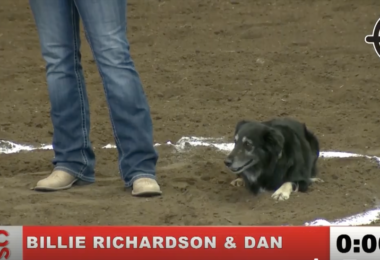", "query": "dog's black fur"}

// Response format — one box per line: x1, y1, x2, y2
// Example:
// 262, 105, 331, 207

224, 118, 320, 195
